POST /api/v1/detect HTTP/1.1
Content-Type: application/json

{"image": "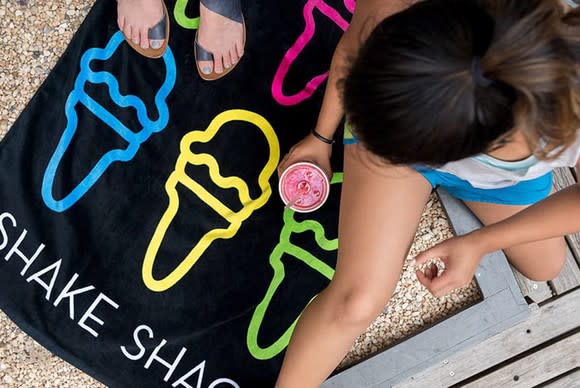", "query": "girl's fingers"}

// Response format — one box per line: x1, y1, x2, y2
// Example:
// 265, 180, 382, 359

278, 154, 290, 174
426, 263, 438, 280
415, 269, 432, 288
416, 266, 453, 297
414, 242, 448, 266
428, 274, 451, 297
